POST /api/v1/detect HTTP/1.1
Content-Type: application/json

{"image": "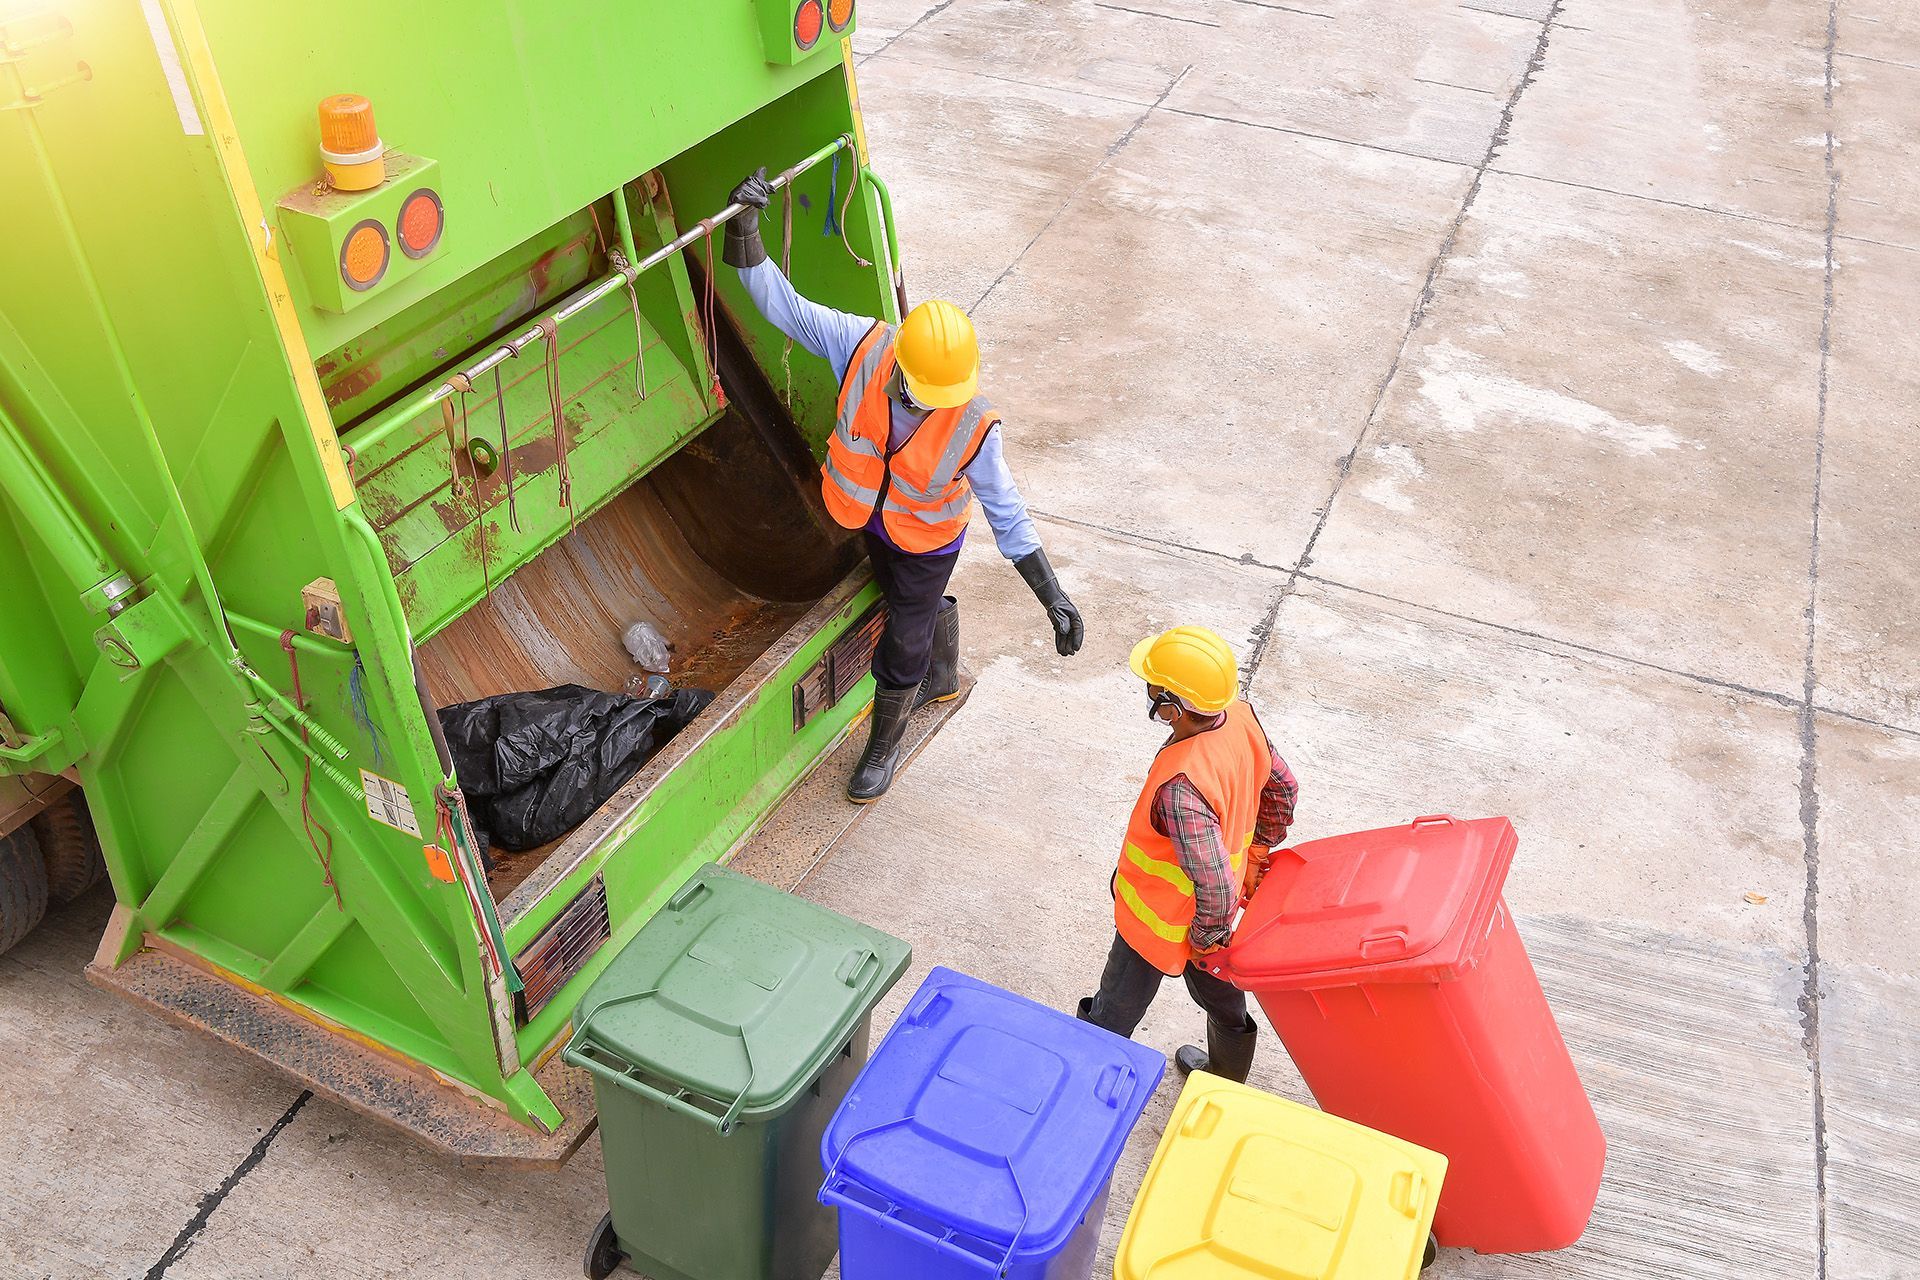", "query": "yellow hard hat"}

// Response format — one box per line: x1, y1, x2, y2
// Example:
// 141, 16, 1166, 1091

894, 299, 979, 409
1128, 626, 1240, 713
